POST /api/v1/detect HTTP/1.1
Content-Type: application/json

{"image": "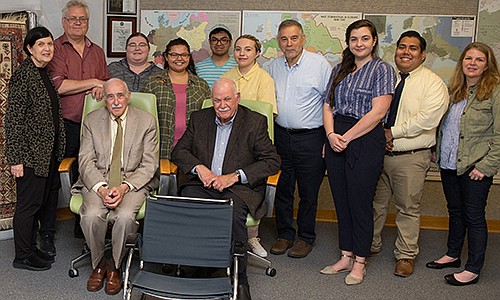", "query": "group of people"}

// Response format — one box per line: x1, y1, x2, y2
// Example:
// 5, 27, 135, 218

4, 0, 499, 299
